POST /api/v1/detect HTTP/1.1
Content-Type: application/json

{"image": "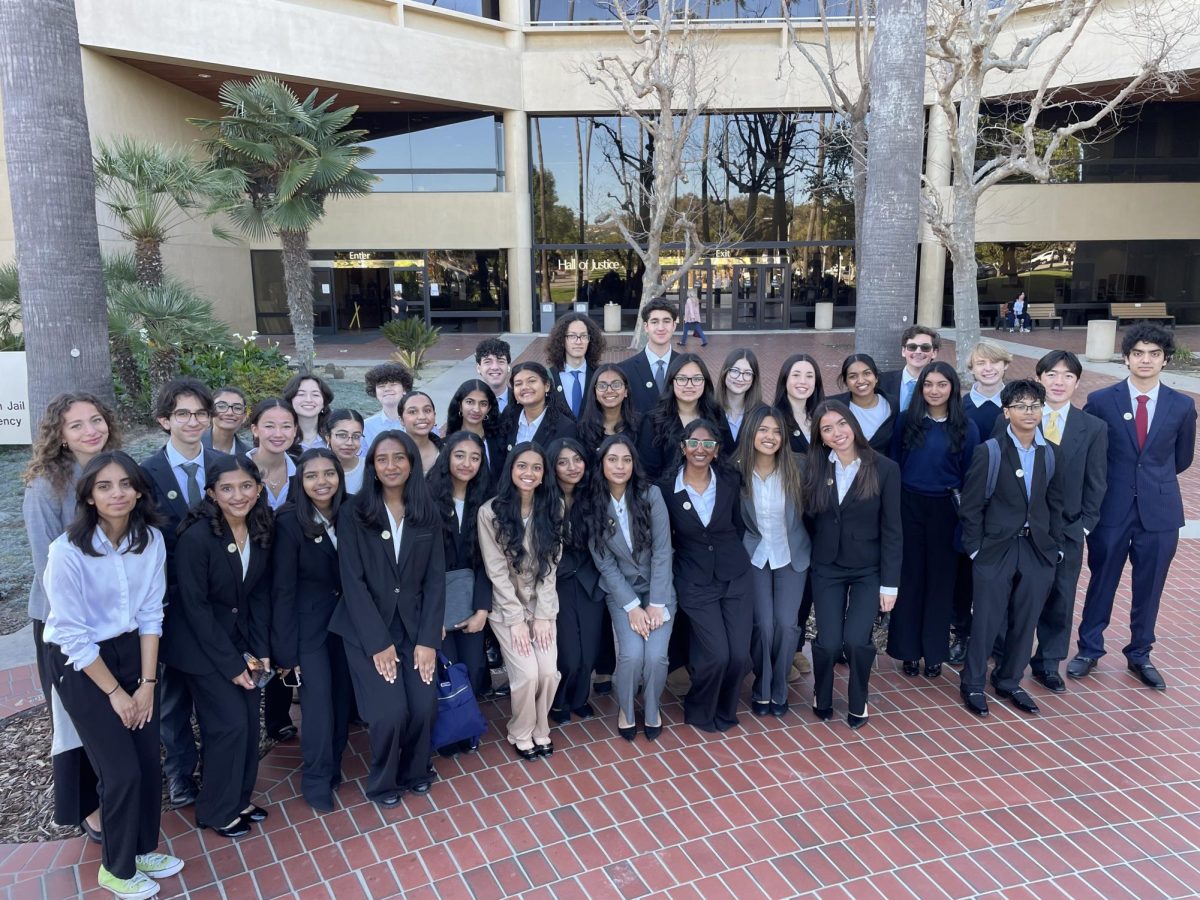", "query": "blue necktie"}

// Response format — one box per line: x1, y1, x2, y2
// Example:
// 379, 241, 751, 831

901, 379, 915, 412
570, 370, 583, 417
